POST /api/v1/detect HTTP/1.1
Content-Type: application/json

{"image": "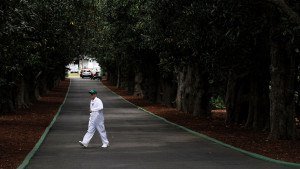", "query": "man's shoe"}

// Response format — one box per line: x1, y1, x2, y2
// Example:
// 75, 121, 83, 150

79, 141, 87, 148
101, 143, 109, 148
